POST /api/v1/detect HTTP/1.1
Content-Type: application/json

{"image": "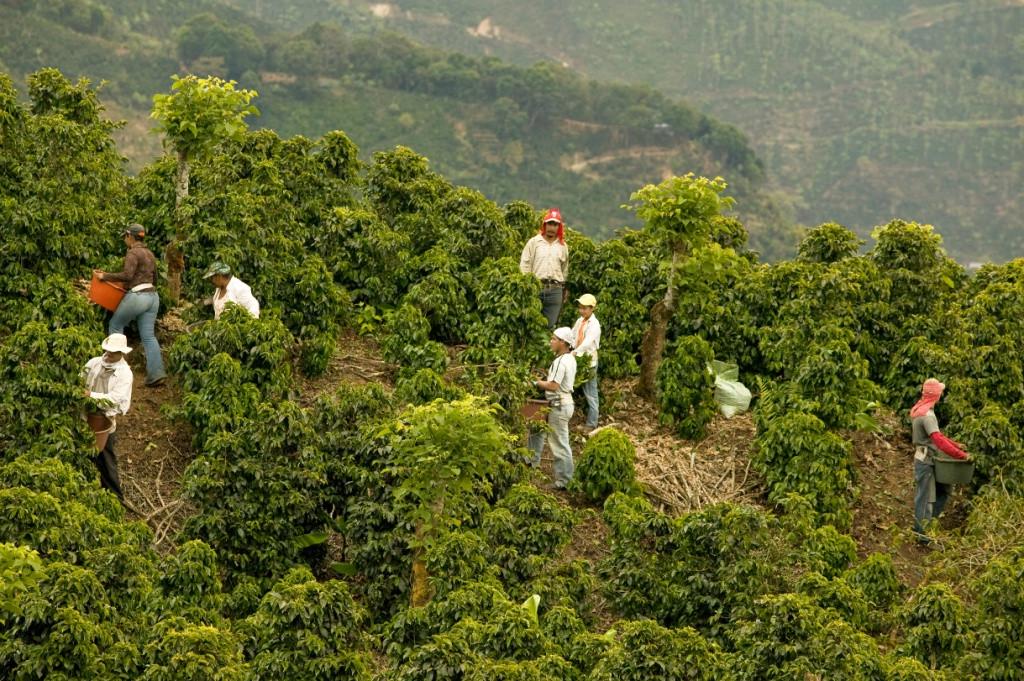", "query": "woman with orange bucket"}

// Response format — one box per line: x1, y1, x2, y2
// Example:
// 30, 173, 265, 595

96, 224, 166, 387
